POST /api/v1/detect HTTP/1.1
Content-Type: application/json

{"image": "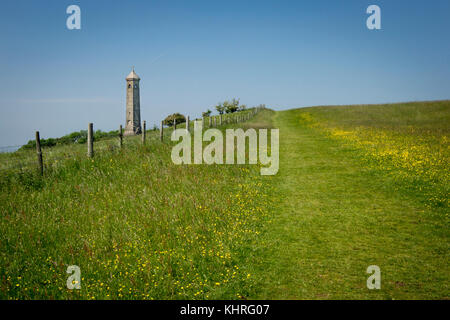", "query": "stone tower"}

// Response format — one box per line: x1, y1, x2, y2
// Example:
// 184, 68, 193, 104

124, 67, 142, 136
